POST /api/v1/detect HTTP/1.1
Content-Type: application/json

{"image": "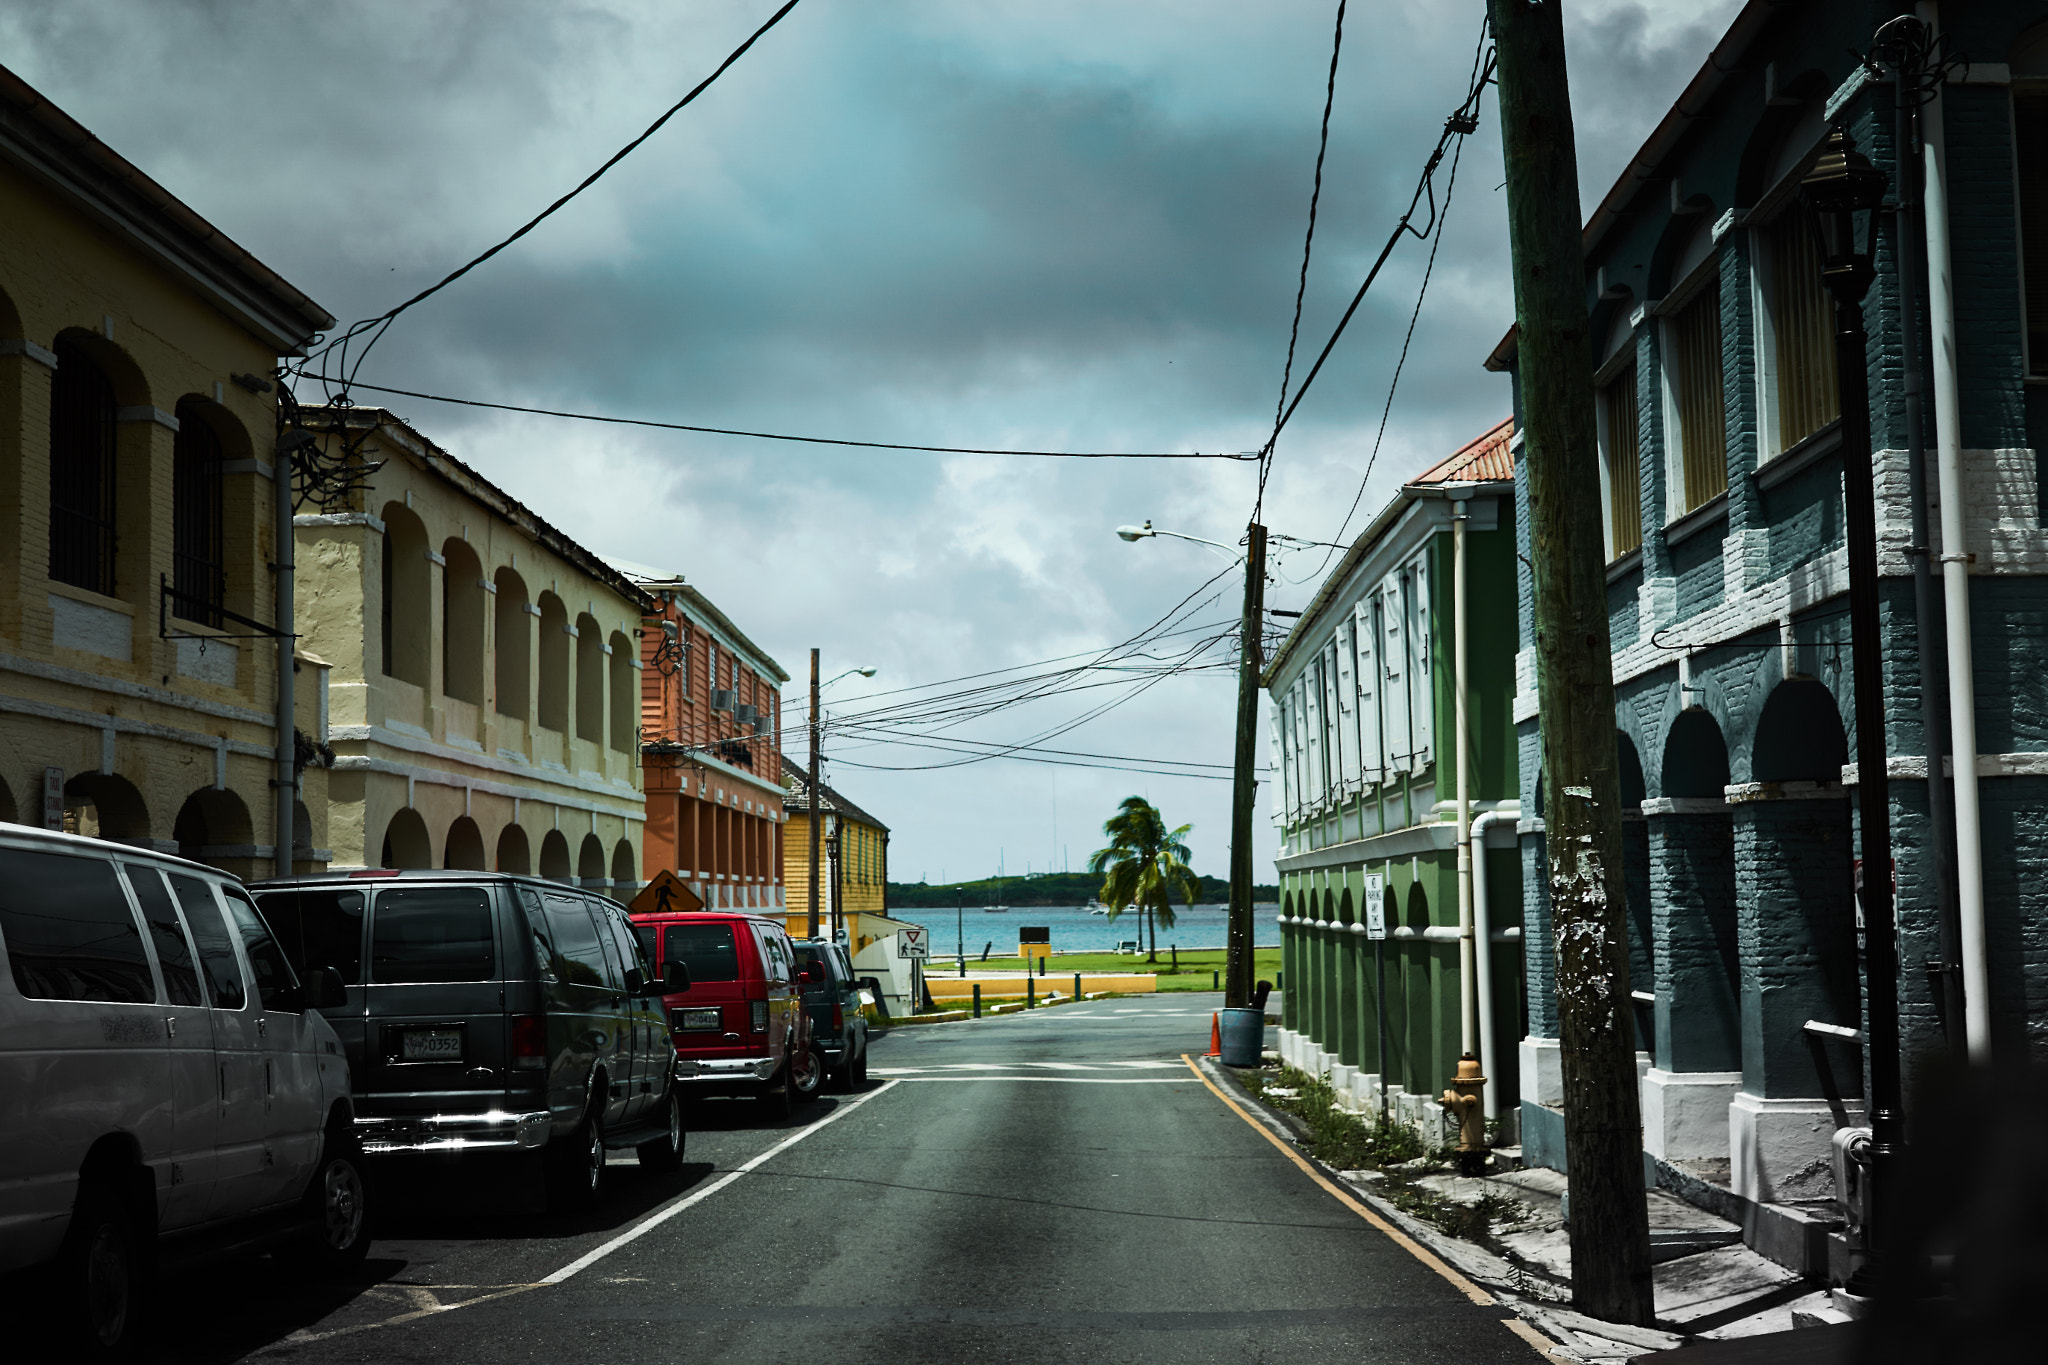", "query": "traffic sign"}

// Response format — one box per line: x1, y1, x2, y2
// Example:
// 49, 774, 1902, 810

629, 869, 704, 917
898, 926, 930, 960
1364, 873, 1387, 940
